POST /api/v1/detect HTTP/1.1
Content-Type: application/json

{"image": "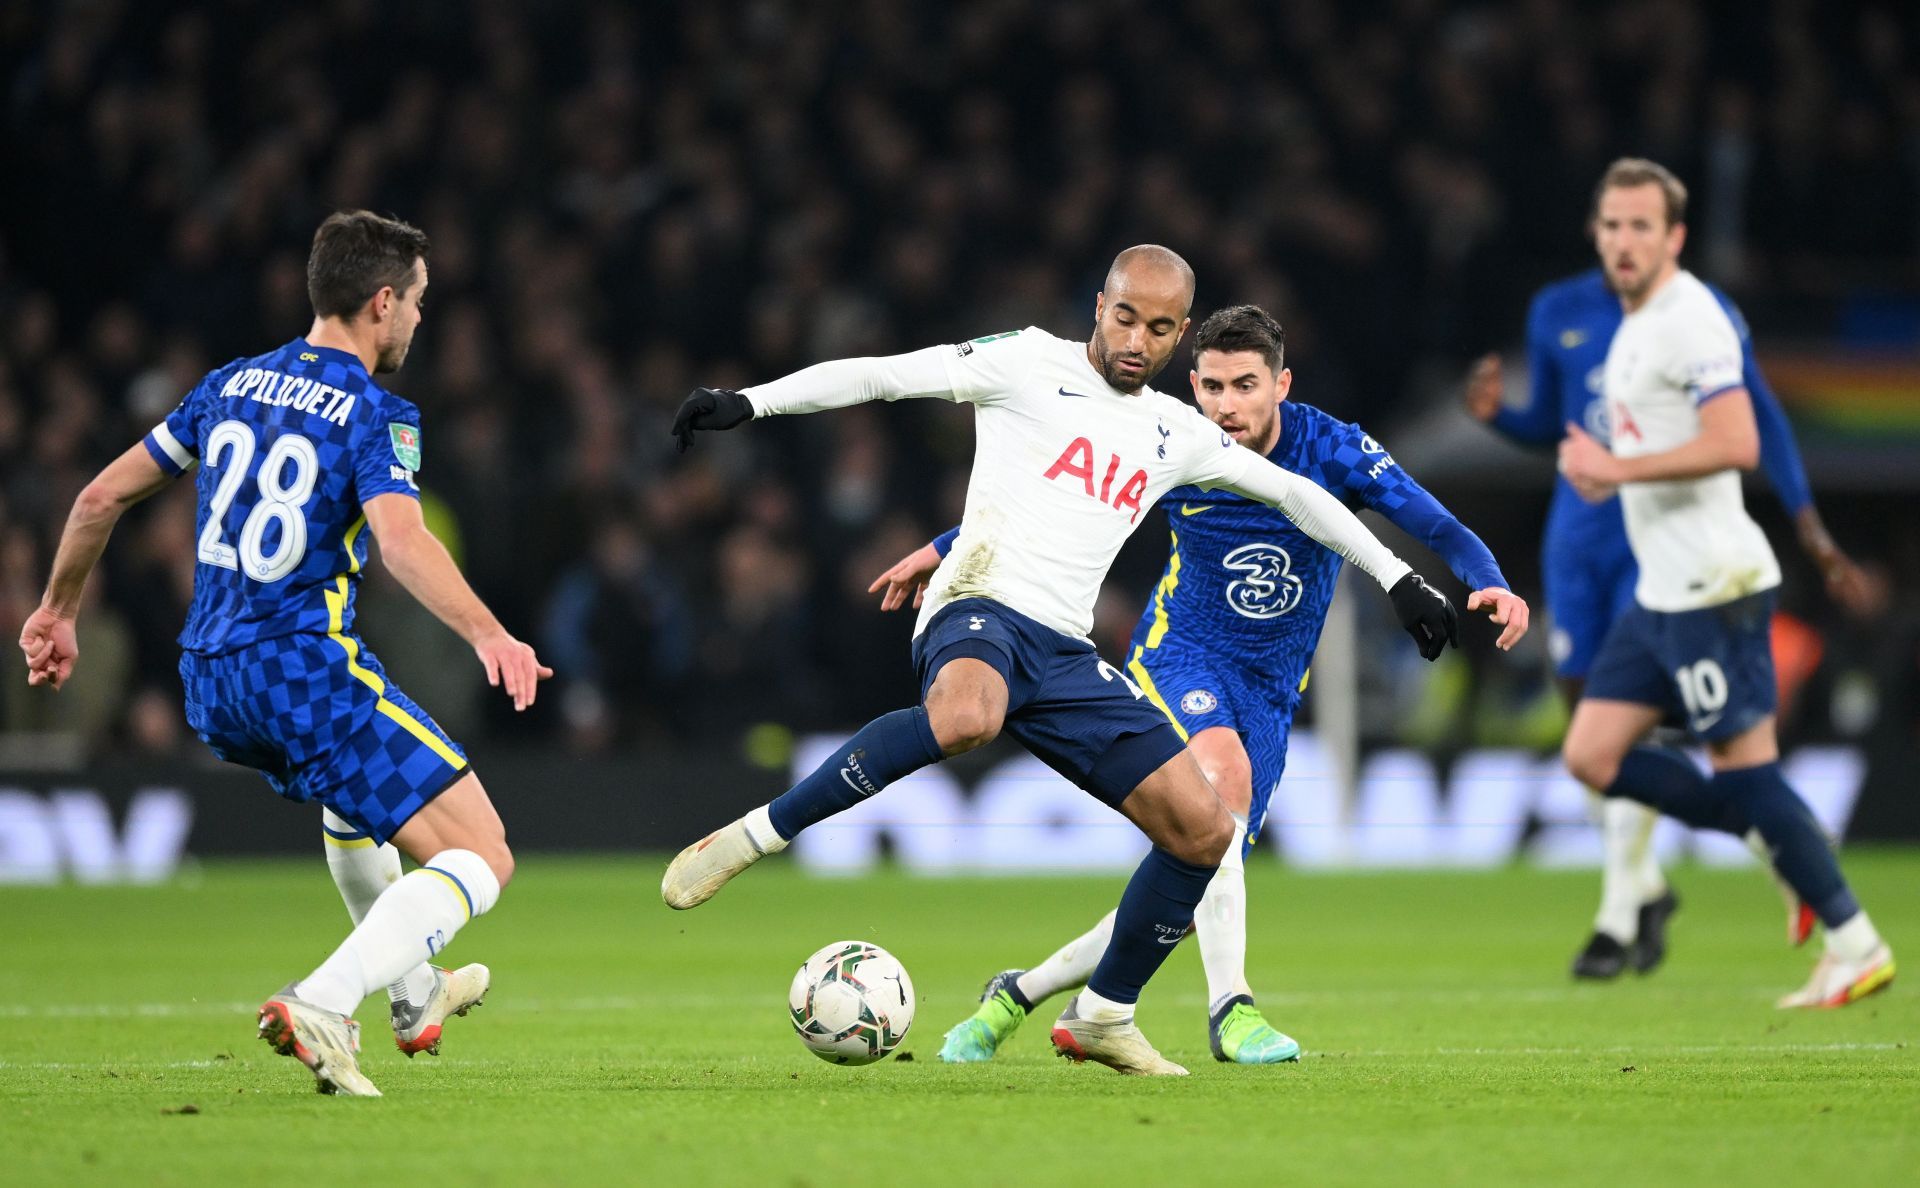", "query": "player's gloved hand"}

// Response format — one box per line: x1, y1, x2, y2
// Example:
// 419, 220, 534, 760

671, 387, 754, 453
1389, 573, 1459, 661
